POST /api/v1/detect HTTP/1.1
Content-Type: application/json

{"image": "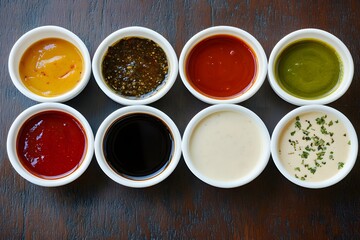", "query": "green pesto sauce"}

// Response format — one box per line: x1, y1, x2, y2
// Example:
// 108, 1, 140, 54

275, 39, 343, 99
